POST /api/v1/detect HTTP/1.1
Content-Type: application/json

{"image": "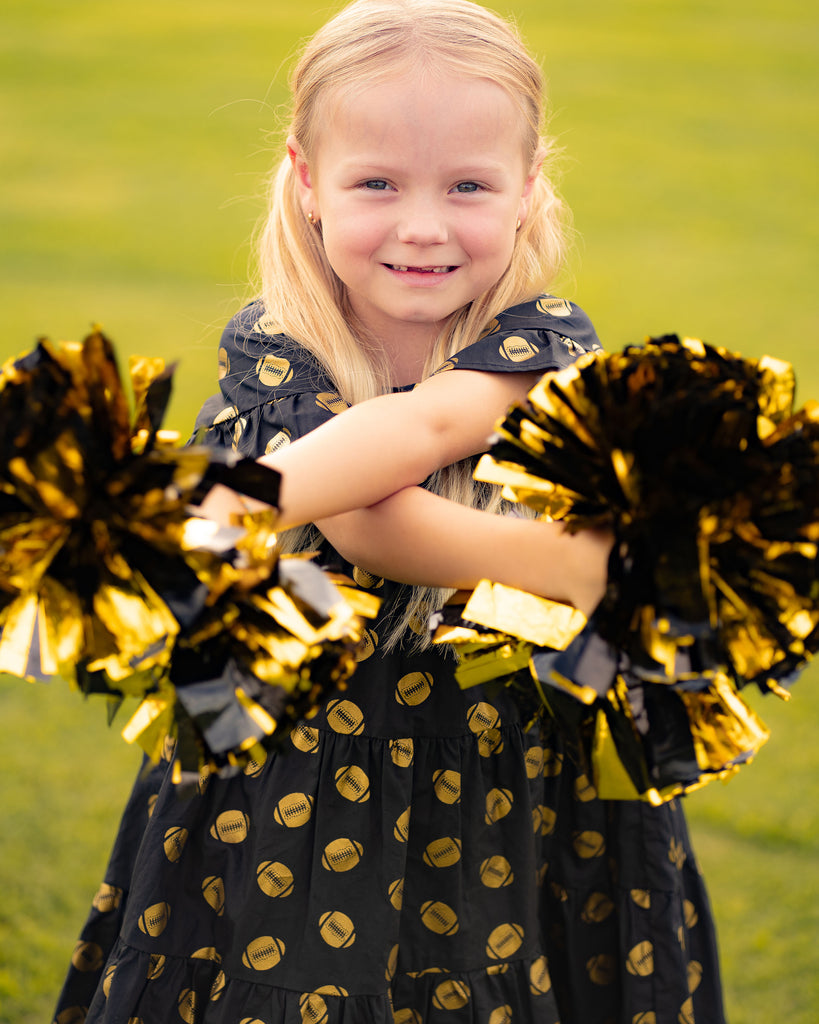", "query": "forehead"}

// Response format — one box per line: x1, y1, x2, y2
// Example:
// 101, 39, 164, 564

314, 70, 529, 169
